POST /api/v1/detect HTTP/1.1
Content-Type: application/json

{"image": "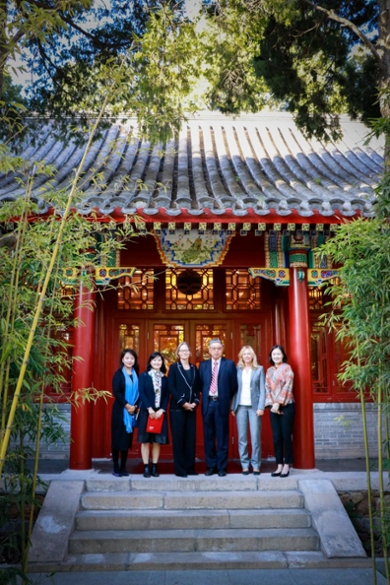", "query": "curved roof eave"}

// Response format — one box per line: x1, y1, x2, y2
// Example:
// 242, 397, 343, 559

0, 112, 383, 223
